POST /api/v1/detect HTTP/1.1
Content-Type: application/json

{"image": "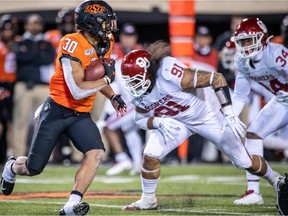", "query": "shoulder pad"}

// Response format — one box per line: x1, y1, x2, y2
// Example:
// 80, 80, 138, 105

161, 57, 186, 81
